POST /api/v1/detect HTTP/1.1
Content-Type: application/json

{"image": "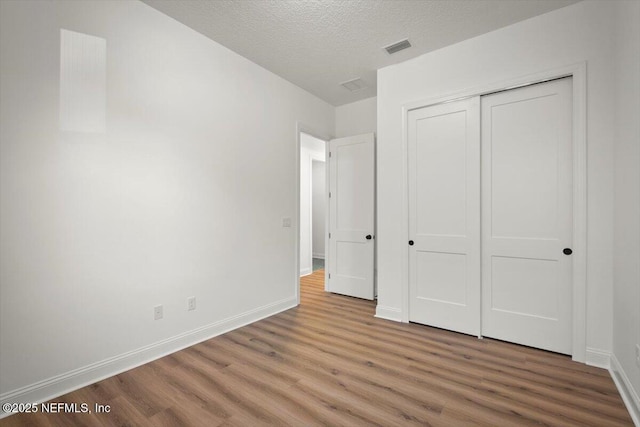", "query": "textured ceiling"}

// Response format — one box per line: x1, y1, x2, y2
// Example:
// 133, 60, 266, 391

142, 0, 579, 106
